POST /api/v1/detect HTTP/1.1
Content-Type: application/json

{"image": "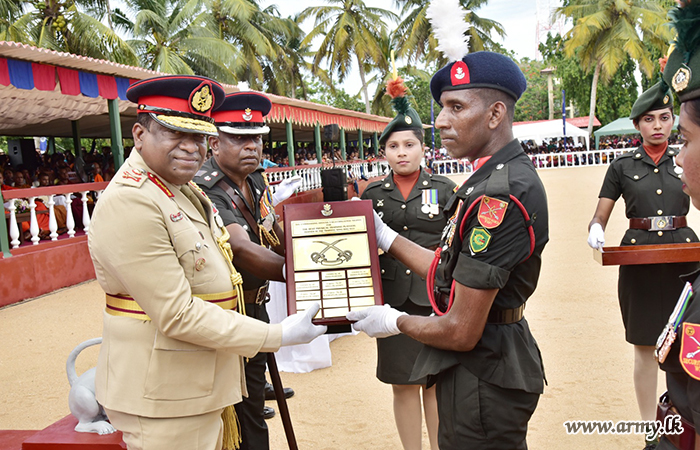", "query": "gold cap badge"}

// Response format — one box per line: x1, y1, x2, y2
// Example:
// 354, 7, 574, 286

673, 66, 691, 92
405, 115, 413, 124
190, 82, 214, 113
